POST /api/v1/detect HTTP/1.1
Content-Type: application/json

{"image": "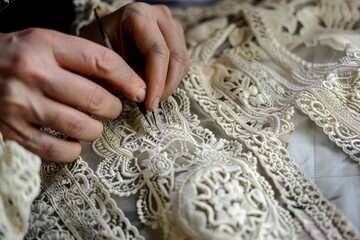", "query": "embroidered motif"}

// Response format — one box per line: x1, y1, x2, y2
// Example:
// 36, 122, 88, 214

18, 0, 360, 238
